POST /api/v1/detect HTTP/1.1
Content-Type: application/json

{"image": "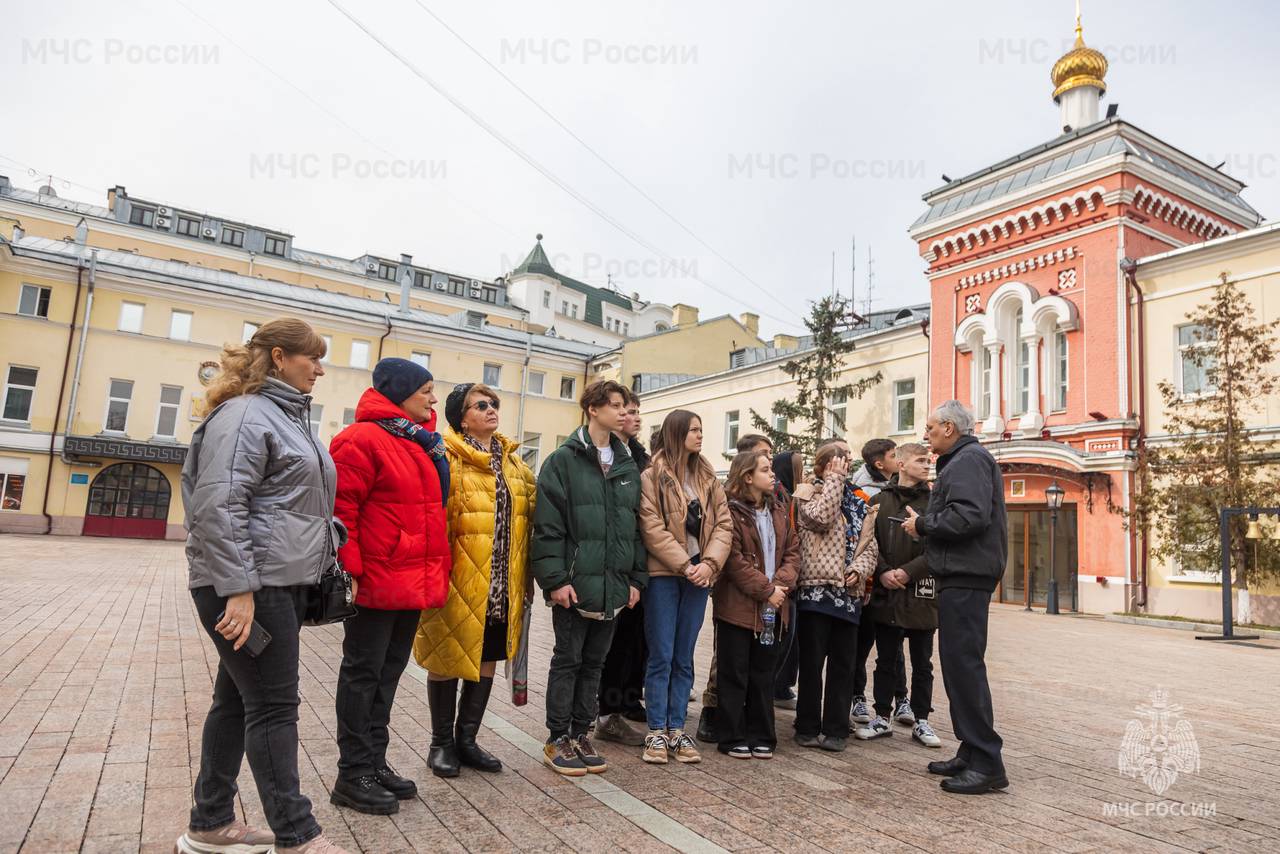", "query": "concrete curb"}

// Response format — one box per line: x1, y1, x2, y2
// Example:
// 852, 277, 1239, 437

1104, 613, 1280, 640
